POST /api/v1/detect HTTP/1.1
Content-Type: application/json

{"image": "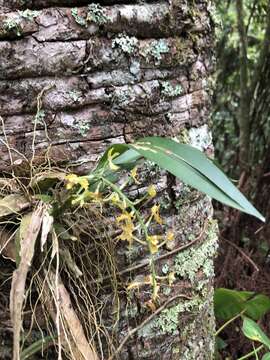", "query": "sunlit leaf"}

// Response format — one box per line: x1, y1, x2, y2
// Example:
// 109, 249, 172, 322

262, 352, 270, 360
242, 317, 270, 348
